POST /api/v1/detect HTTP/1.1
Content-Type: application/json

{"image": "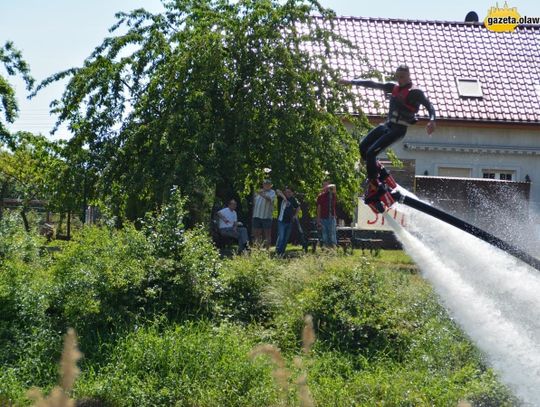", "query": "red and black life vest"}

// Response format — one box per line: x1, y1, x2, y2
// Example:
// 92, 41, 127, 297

391, 84, 418, 113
